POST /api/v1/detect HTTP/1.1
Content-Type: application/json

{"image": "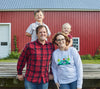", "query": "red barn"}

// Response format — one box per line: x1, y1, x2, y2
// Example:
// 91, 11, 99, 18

0, 0, 100, 58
